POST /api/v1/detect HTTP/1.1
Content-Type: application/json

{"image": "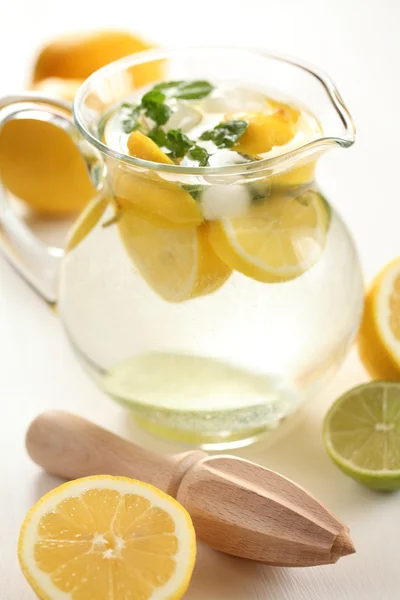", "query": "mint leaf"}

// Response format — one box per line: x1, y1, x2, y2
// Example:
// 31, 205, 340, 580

200, 120, 248, 148
154, 80, 214, 100
120, 103, 141, 133
147, 127, 167, 147
189, 145, 210, 166
164, 129, 193, 159
141, 90, 172, 126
